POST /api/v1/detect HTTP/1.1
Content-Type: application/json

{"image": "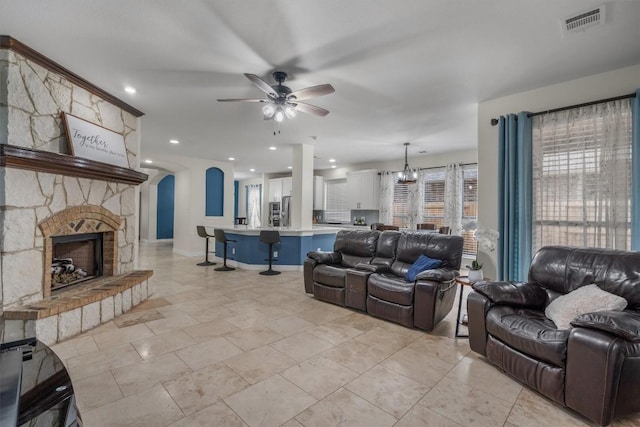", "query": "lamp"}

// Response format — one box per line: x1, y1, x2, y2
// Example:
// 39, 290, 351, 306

274, 107, 285, 122
262, 103, 276, 118
397, 142, 417, 184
